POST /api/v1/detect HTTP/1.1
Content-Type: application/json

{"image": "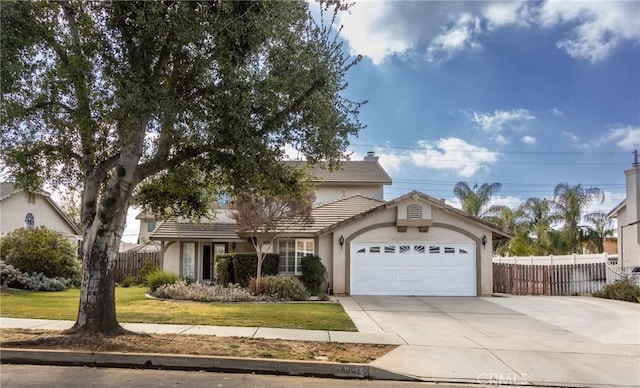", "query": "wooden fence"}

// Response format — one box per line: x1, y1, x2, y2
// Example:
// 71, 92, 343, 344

114, 251, 161, 283
493, 262, 606, 295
